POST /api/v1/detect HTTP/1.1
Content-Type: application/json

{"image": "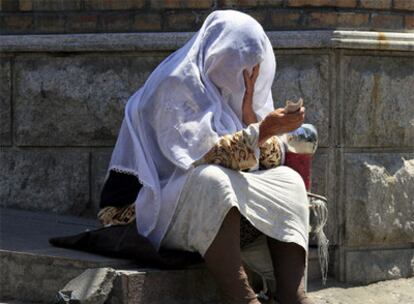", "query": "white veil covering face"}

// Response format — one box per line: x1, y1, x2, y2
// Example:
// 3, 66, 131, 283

108, 10, 276, 249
